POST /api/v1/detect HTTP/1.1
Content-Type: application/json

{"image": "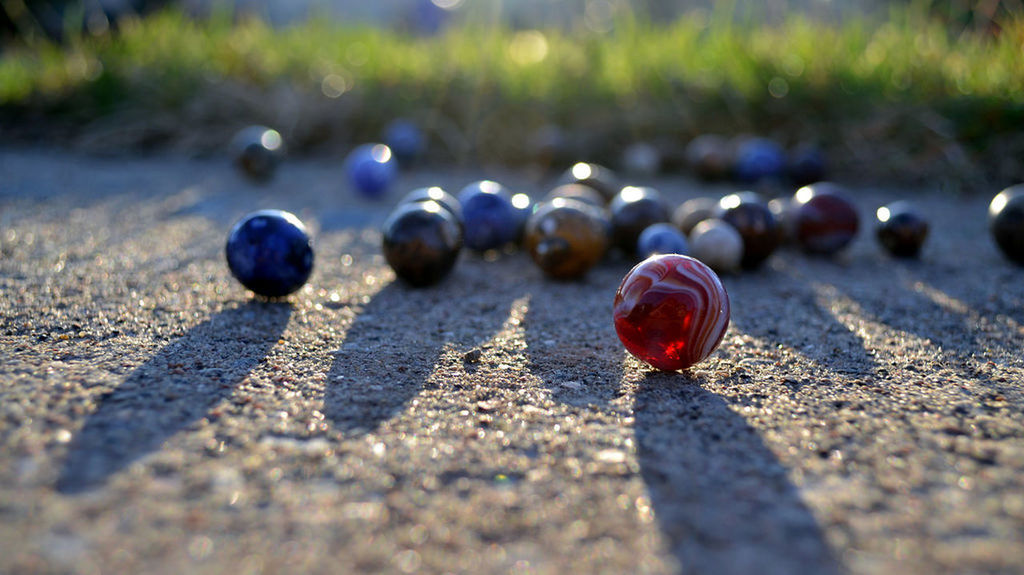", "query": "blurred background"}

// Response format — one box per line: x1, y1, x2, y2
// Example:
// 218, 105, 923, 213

1, 0, 1022, 186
